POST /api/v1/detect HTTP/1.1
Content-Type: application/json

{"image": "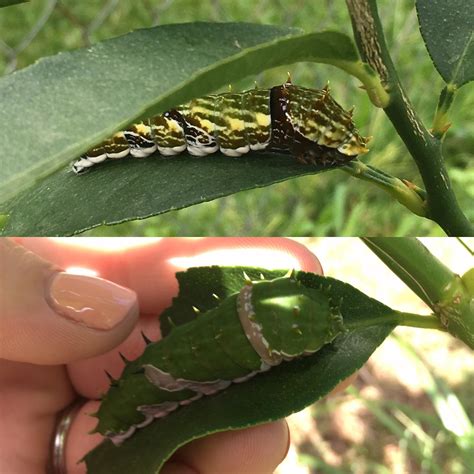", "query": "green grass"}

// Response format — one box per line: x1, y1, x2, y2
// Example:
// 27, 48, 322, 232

297, 335, 473, 474
1, 0, 472, 236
